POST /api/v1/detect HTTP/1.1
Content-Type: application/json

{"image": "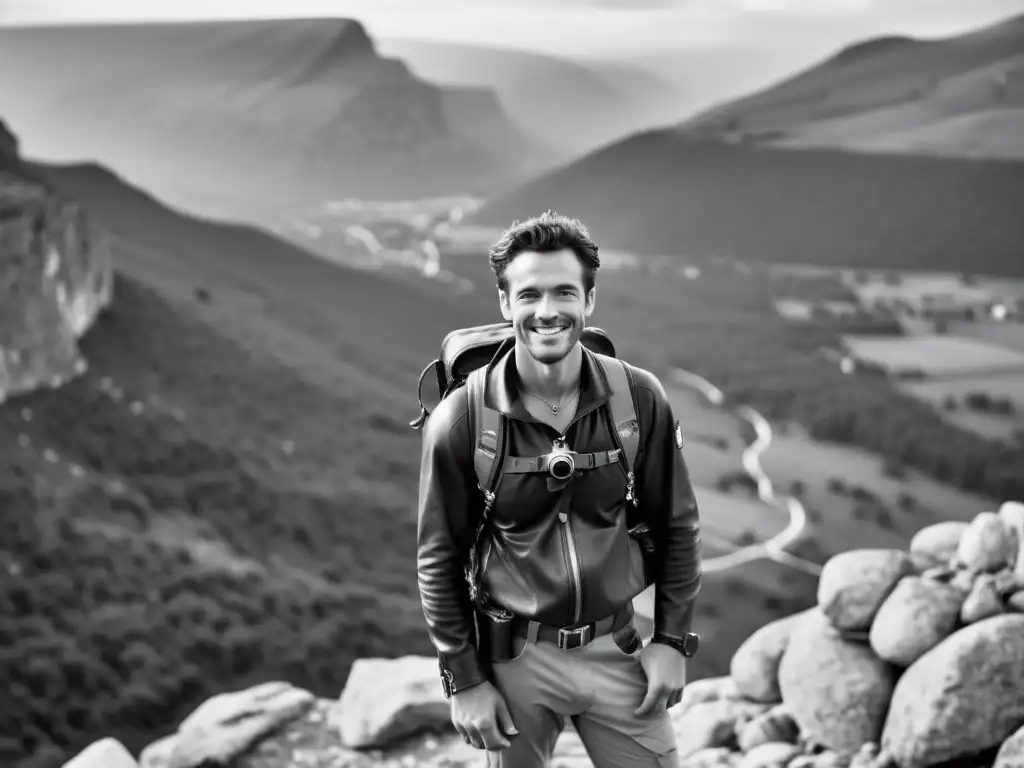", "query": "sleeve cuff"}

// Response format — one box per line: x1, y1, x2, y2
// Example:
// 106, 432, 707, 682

438, 647, 487, 695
